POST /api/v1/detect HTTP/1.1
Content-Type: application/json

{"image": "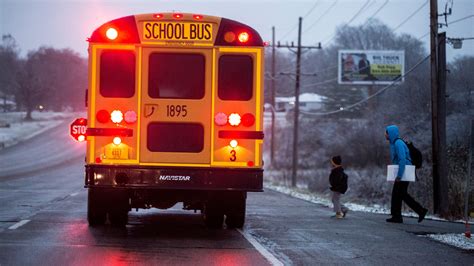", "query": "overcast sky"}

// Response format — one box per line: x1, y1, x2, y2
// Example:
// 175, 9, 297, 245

0, 0, 472, 61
